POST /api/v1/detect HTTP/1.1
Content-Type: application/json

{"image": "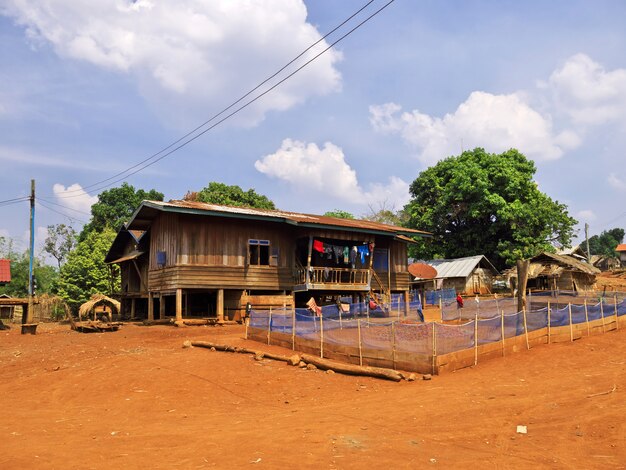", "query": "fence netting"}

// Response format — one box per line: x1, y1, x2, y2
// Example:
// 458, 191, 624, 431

249, 297, 626, 360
